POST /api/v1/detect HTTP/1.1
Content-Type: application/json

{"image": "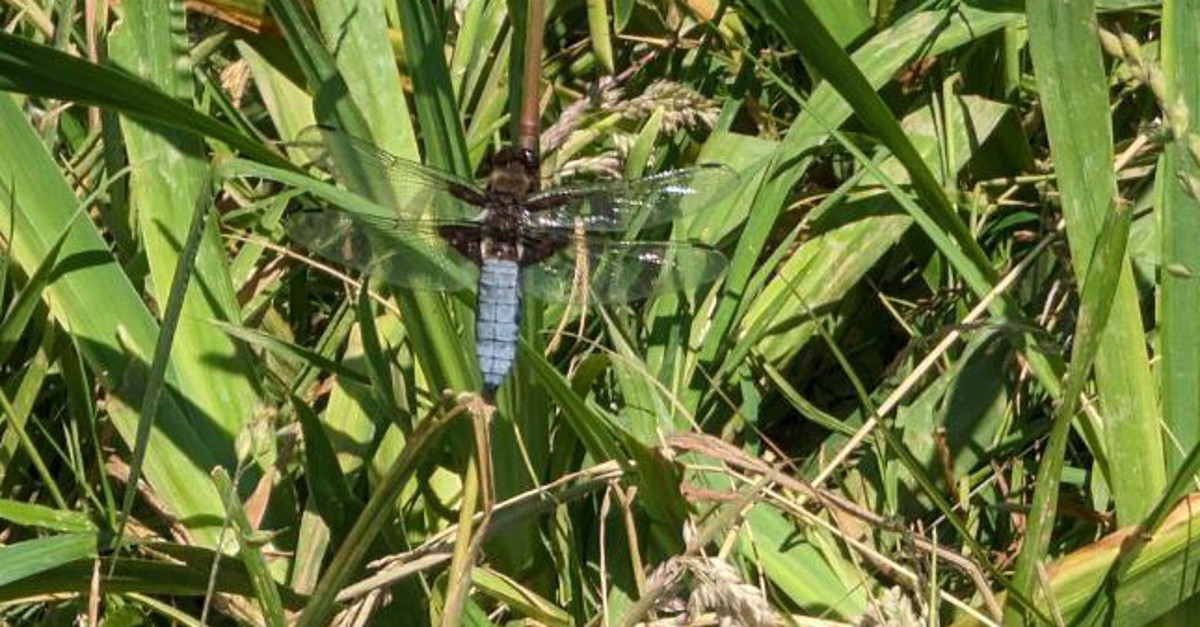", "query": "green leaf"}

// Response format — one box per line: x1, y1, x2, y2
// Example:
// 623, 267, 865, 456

613, 0, 633, 32
960, 495, 1200, 626
295, 397, 456, 627
521, 338, 624, 462
210, 319, 371, 386
0, 32, 288, 168
585, 0, 615, 73
473, 567, 571, 625
356, 280, 401, 425
741, 505, 866, 617
1024, 0, 1163, 527
1158, 0, 1200, 474
0, 543, 306, 607
0, 533, 97, 588
1006, 194, 1133, 622
0, 499, 96, 533
109, 0, 263, 447
0, 206, 80, 365
0, 93, 226, 546
113, 174, 216, 551
212, 467, 287, 627
291, 393, 363, 545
